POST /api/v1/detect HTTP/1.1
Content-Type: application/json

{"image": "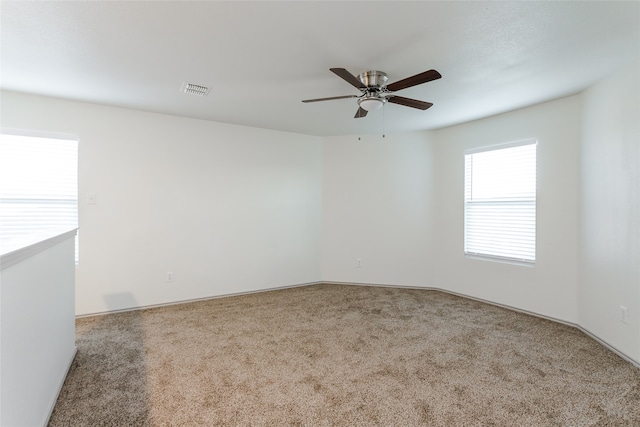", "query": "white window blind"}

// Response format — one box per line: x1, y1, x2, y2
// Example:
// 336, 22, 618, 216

0, 133, 78, 261
464, 141, 537, 263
